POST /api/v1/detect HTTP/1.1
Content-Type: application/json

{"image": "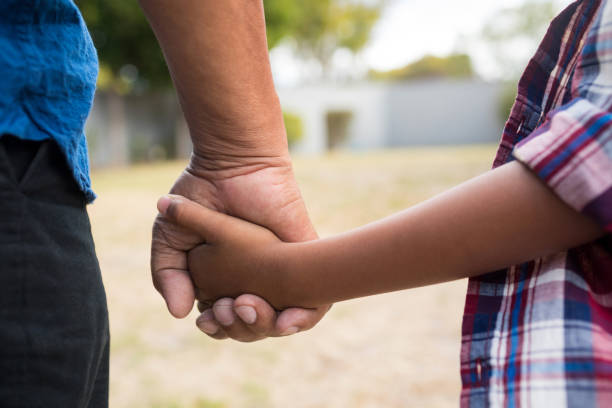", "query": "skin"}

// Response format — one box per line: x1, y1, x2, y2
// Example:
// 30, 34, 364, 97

157, 161, 605, 309
140, 0, 330, 341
